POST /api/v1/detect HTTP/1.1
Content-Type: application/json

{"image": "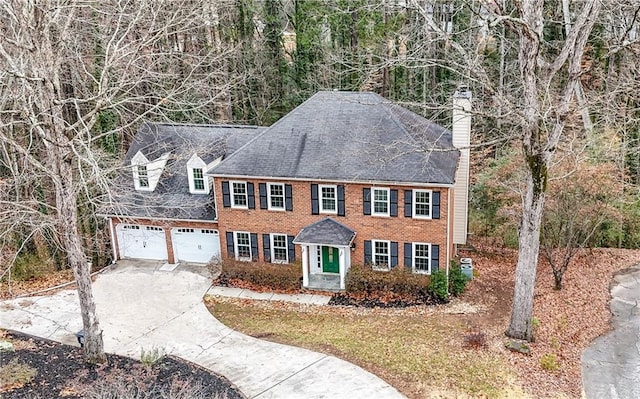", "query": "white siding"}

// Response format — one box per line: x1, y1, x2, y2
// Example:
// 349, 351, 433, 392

452, 90, 471, 245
